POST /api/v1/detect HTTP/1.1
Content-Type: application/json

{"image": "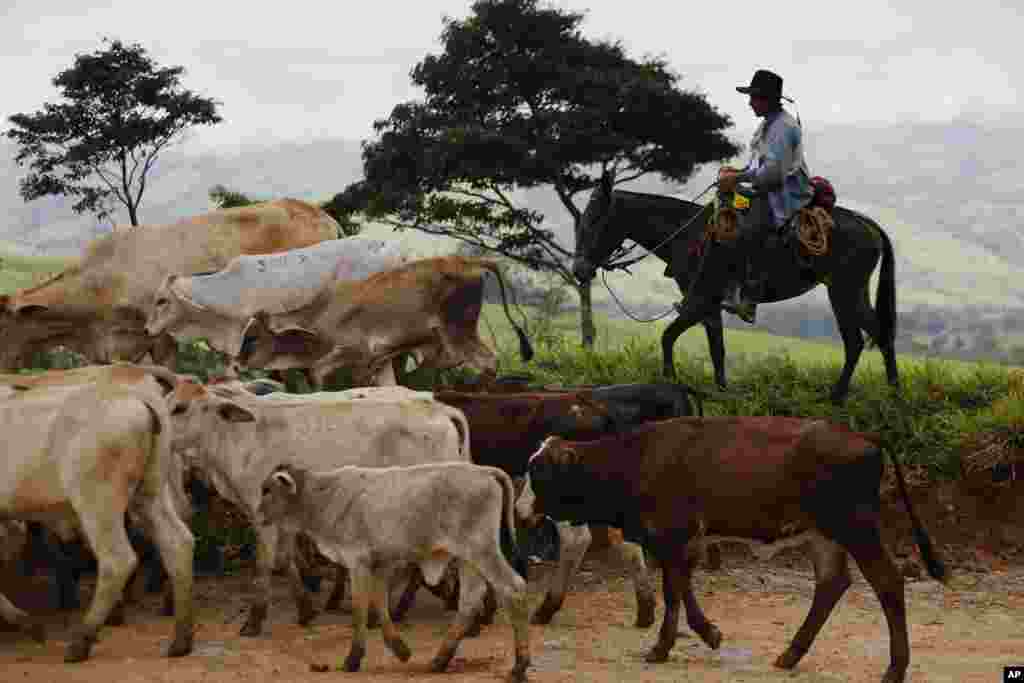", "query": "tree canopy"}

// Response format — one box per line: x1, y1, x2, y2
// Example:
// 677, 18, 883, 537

326, 0, 739, 345
7, 38, 222, 226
